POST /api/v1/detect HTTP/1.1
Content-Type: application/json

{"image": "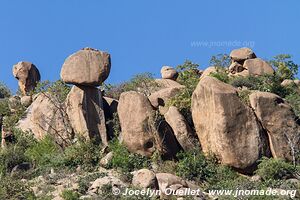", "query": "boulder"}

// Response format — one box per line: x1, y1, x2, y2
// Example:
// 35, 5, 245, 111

249, 92, 300, 161
12, 61, 40, 96
17, 93, 73, 147
161, 66, 178, 80
200, 66, 217, 79
281, 79, 299, 87
118, 91, 180, 157
66, 85, 108, 145
99, 152, 114, 167
230, 47, 256, 63
21, 95, 32, 107
61, 47, 111, 86
148, 87, 183, 108
243, 58, 274, 76
191, 76, 268, 170
132, 169, 158, 189
164, 106, 195, 151
8, 96, 21, 112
